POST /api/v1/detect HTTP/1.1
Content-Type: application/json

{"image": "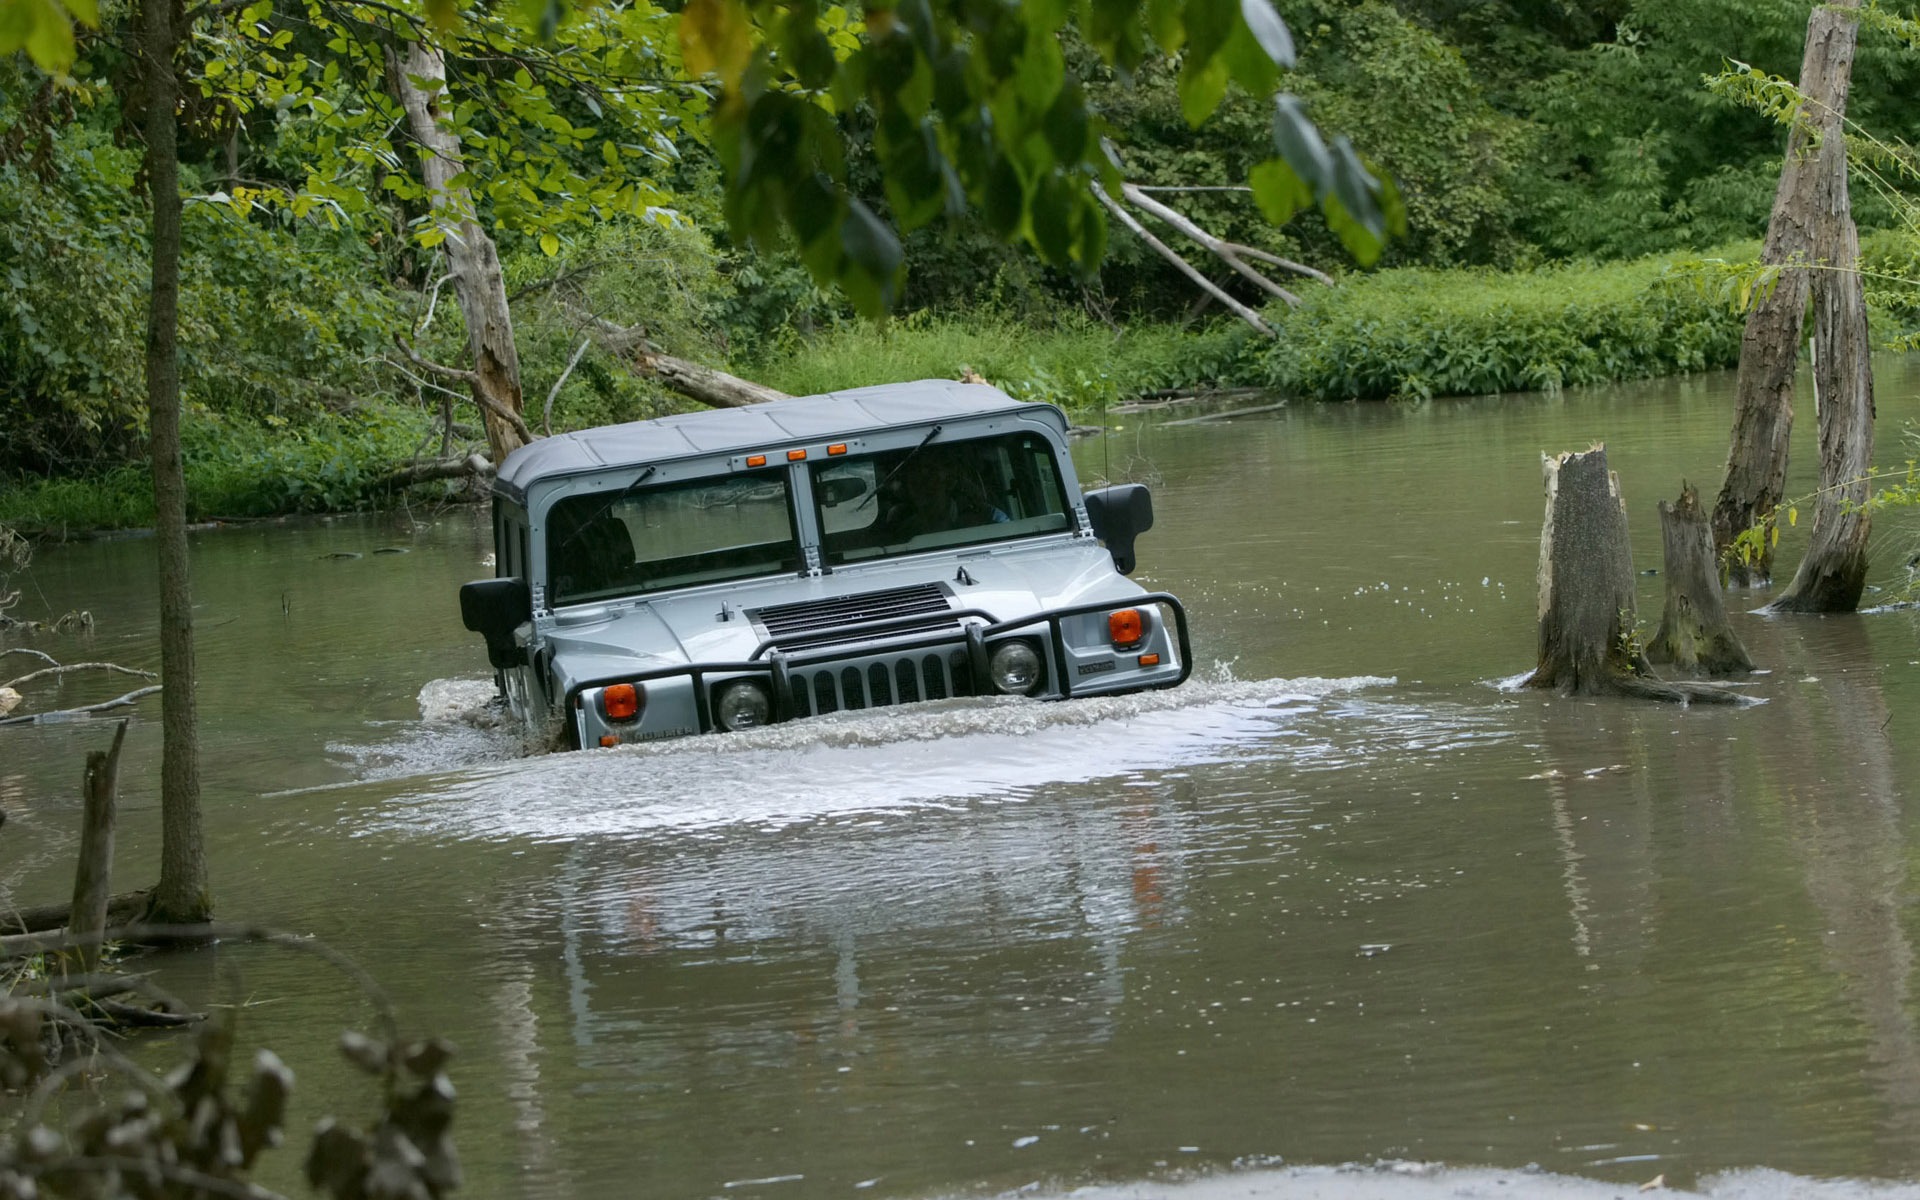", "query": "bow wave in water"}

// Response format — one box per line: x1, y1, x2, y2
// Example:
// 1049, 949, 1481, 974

332, 671, 1476, 843
987, 1162, 1920, 1199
